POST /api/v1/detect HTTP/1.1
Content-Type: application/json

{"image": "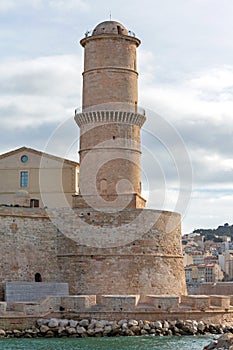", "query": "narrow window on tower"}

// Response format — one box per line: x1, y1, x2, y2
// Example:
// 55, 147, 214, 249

20, 171, 29, 187
35, 272, 42, 282
100, 179, 107, 194
117, 26, 122, 35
